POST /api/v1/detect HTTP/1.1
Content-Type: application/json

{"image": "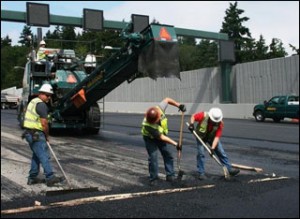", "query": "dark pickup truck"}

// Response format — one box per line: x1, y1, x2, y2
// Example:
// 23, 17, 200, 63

253, 95, 299, 122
